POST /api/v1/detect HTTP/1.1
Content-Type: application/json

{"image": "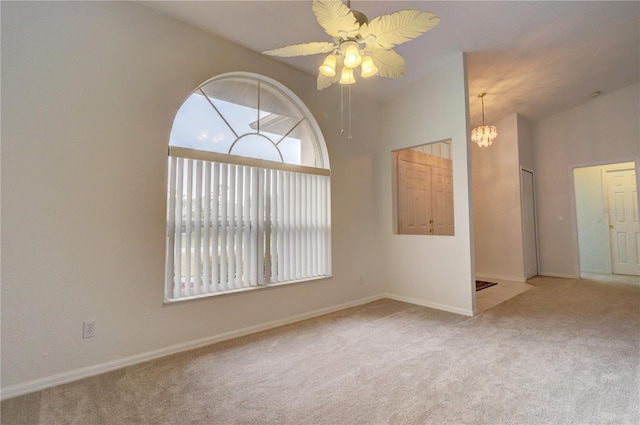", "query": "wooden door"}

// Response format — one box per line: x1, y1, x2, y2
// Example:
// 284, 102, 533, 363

398, 158, 432, 234
432, 167, 454, 235
607, 169, 640, 276
396, 149, 453, 235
